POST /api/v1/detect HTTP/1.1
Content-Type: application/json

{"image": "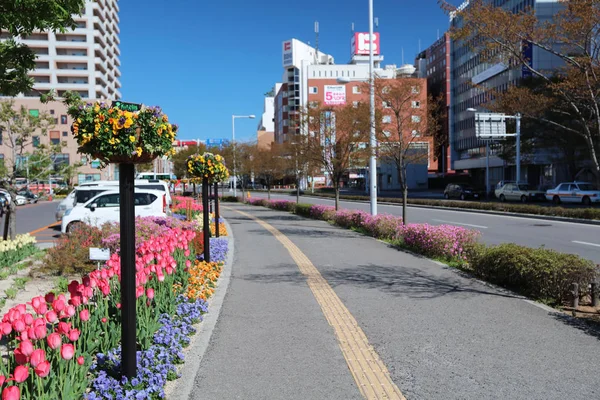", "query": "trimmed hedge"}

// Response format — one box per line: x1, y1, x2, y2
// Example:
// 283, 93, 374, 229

469, 244, 599, 305
220, 196, 239, 202
298, 192, 600, 221
246, 198, 599, 306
